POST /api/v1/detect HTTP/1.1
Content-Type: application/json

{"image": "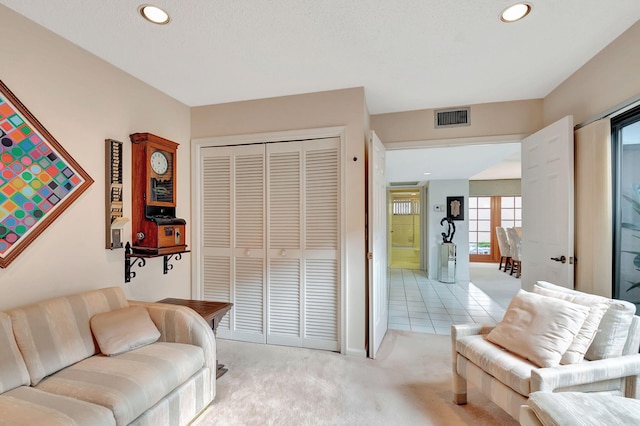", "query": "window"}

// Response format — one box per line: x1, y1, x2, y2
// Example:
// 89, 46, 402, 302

468, 195, 522, 261
469, 197, 492, 255
500, 196, 522, 229
612, 106, 640, 308
392, 199, 420, 215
